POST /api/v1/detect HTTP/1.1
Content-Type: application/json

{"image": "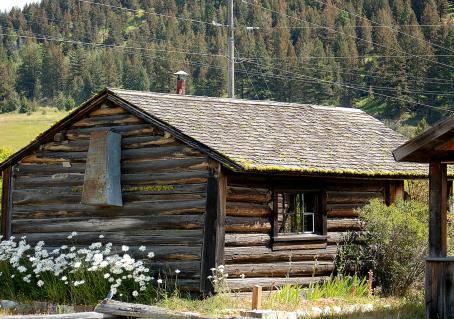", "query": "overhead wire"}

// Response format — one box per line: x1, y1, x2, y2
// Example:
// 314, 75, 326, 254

77, 0, 227, 27
241, 0, 454, 72
311, 0, 454, 55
